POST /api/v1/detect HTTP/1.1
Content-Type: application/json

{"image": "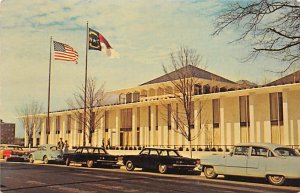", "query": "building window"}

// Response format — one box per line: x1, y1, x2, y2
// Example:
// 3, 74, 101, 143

105, 111, 109, 130
148, 106, 151, 130
156, 105, 158, 130
90, 112, 95, 133
67, 115, 71, 134
239, 96, 250, 127
78, 113, 82, 133
213, 99, 220, 128
167, 104, 171, 130
194, 84, 202, 95
56, 116, 60, 134
190, 102, 194, 129
270, 92, 283, 125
